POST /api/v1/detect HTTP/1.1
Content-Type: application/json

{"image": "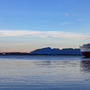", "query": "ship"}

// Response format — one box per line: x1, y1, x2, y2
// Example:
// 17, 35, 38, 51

80, 43, 90, 57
